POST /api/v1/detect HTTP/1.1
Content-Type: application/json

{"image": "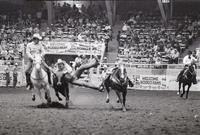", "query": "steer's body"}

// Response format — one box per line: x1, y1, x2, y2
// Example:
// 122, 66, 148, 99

53, 71, 70, 108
